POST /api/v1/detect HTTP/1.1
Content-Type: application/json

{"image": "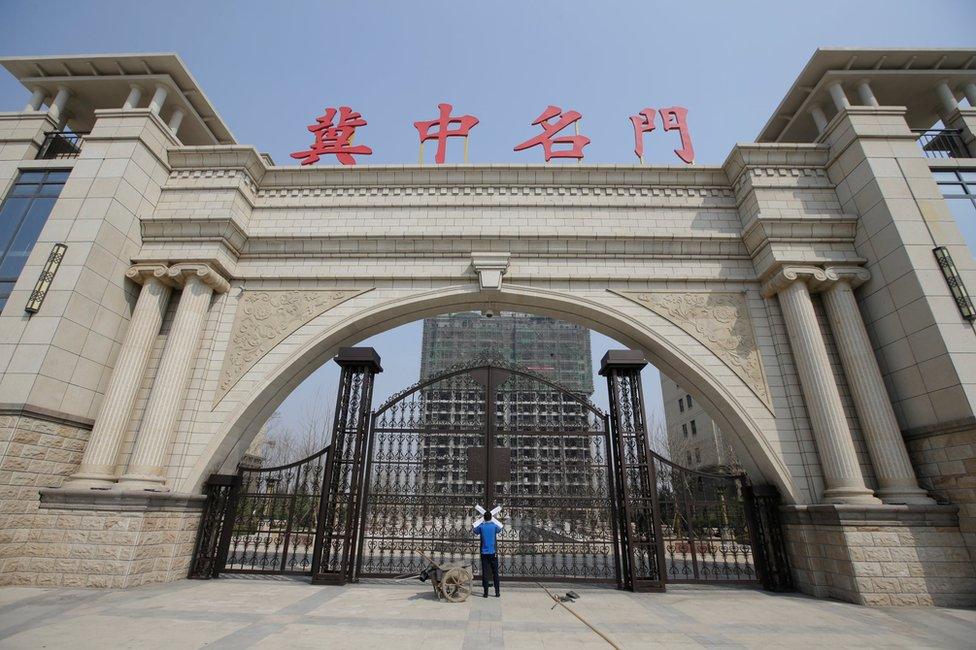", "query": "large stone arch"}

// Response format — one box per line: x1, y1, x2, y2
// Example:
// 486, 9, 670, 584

185, 281, 802, 503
